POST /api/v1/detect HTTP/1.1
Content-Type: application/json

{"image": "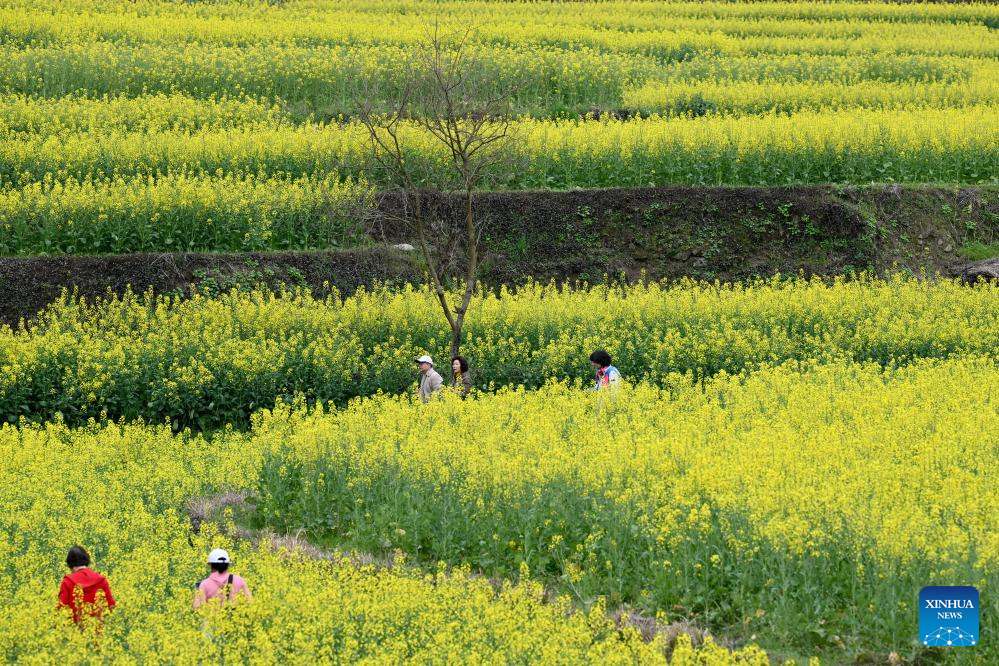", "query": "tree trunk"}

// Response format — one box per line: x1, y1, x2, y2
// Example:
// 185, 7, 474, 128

463, 185, 477, 297
449, 319, 462, 360
448, 186, 476, 360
